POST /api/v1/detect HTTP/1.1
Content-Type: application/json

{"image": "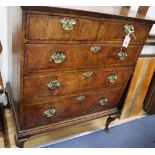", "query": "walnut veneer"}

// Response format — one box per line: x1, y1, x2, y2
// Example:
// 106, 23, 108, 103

7, 6, 155, 147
